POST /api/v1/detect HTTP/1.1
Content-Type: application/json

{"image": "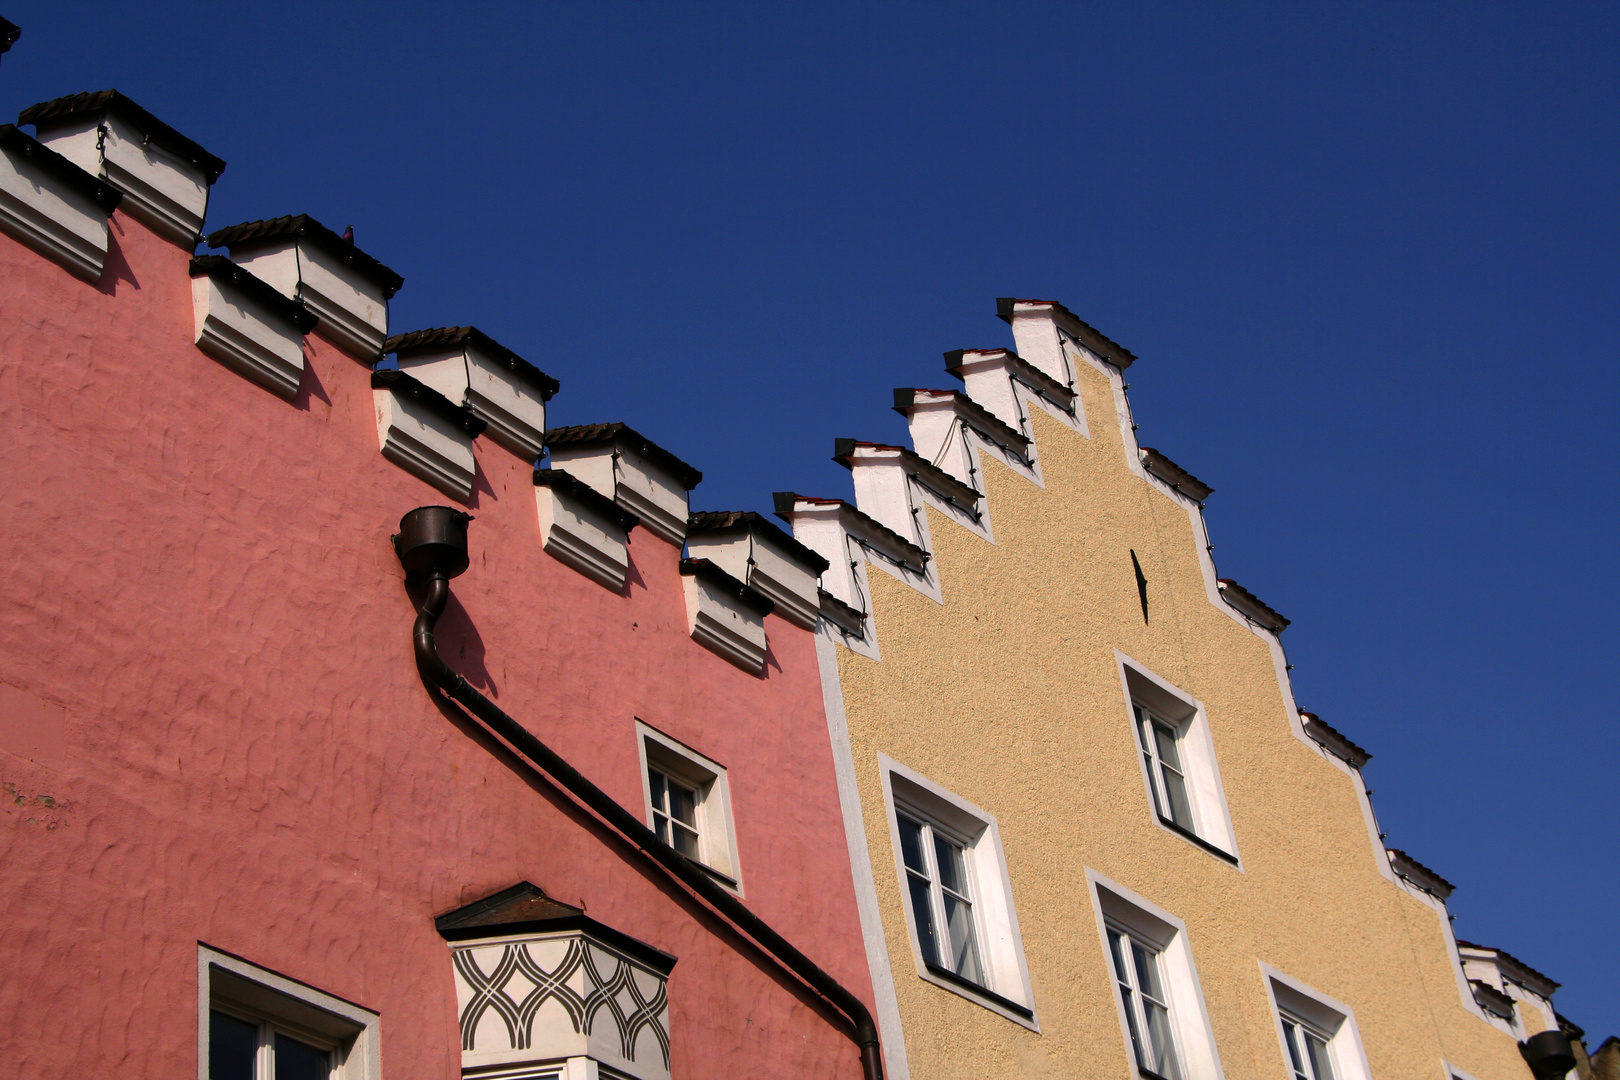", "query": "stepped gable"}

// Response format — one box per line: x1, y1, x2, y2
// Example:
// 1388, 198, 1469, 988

832, 439, 982, 518
1140, 447, 1214, 502
1217, 577, 1291, 632
892, 387, 1031, 454
0, 124, 121, 211
773, 492, 929, 572
209, 215, 405, 298
944, 347, 1075, 406
1387, 848, 1457, 899
387, 325, 558, 399
20, 89, 226, 182
687, 510, 830, 574
996, 296, 1137, 368
544, 422, 703, 490
370, 368, 487, 437
189, 255, 317, 332
1298, 711, 1371, 768
1455, 941, 1561, 994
